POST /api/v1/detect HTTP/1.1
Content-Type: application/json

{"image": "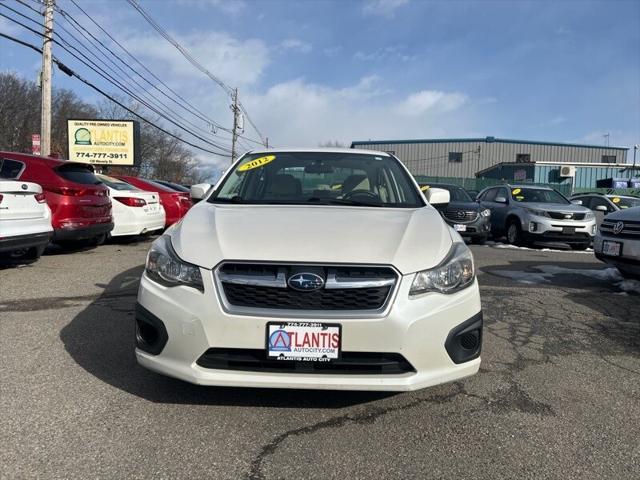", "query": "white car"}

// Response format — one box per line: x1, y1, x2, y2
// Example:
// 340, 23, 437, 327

594, 206, 640, 279
135, 148, 482, 391
0, 180, 52, 261
97, 175, 165, 237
